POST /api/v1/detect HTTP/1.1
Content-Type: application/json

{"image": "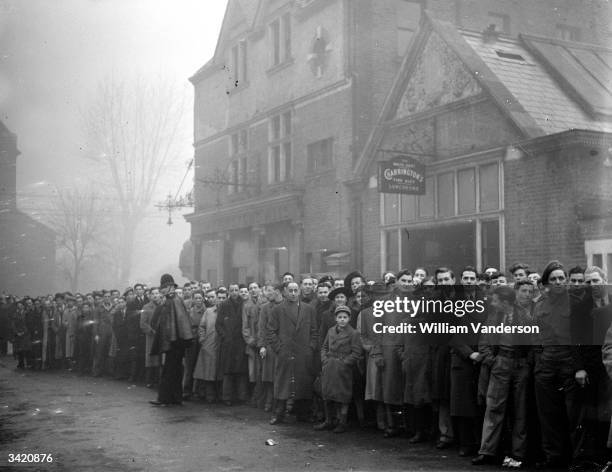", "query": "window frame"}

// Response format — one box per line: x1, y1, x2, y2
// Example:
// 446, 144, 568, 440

379, 159, 503, 272
228, 128, 249, 194
306, 137, 334, 174
269, 13, 293, 69
229, 38, 249, 91
268, 110, 293, 184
